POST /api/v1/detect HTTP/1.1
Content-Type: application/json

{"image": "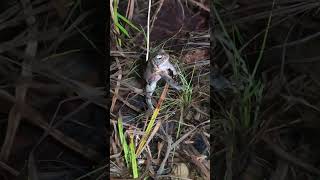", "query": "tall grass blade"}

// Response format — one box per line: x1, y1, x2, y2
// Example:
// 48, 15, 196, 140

251, 0, 275, 79
117, 114, 130, 167
115, 22, 130, 37
129, 133, 139, 178
136, 84, 169, 156
117, 13, 141, 32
